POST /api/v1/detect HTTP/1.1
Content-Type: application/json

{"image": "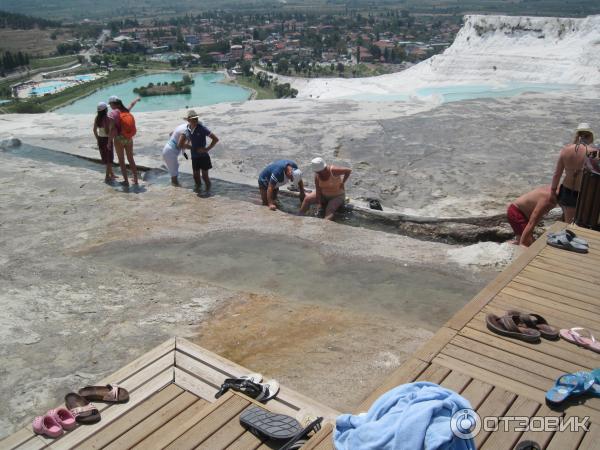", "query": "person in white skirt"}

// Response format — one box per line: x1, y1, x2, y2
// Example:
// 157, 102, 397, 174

162, 122, 189, 186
